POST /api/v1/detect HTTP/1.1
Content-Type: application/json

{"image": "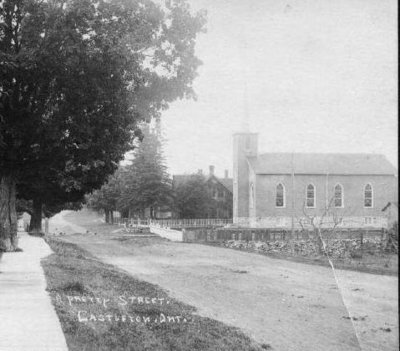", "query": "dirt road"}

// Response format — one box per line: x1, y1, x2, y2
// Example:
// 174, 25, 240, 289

52, 211, 398, 351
